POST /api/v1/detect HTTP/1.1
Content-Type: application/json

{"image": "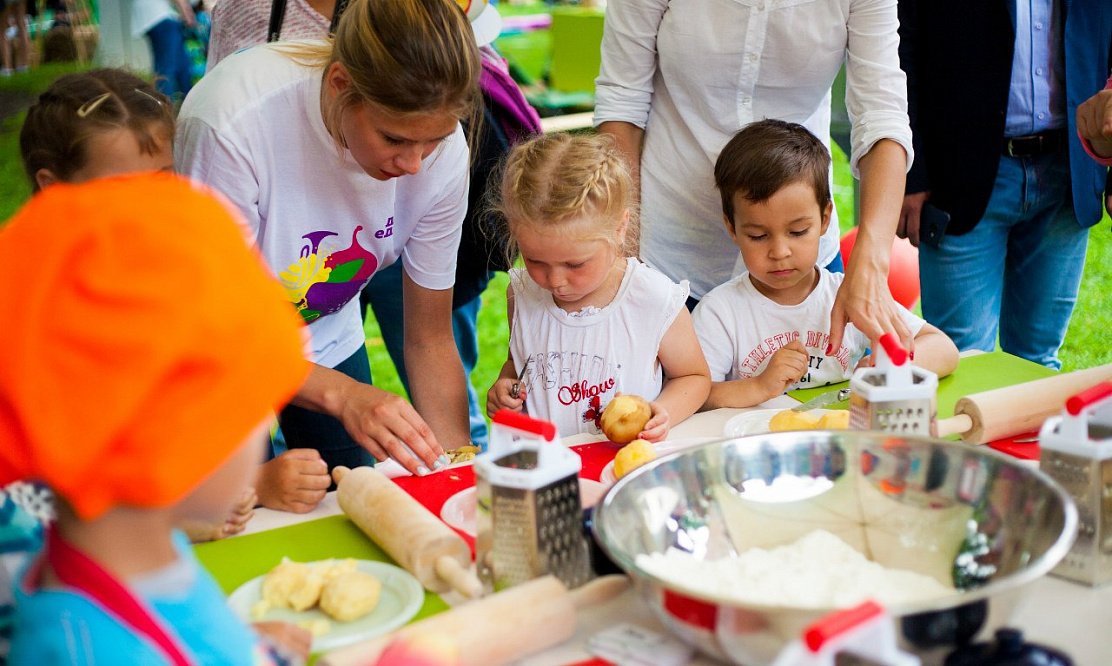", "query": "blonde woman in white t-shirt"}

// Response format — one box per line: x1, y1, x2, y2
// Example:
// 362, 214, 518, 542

694, 120, 958, 410
486, 133, 710, 441
177, 0, 480, 512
